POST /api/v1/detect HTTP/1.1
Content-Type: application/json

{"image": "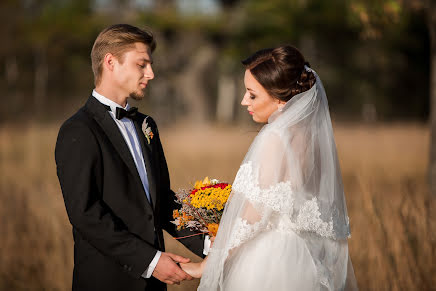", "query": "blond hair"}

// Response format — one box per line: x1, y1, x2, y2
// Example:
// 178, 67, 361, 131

91, 24, 156, 86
